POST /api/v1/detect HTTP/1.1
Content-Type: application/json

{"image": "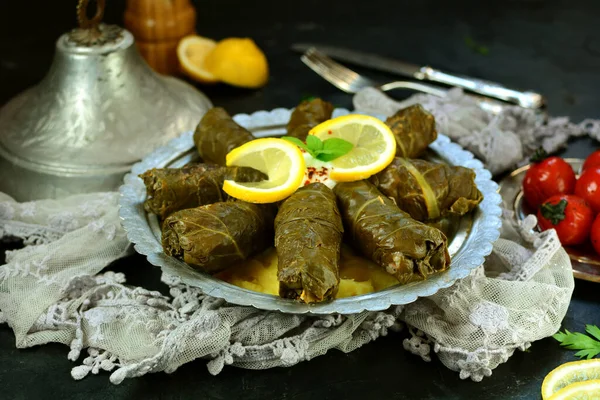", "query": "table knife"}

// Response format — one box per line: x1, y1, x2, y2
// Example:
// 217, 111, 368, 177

292, 43, 544, 109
